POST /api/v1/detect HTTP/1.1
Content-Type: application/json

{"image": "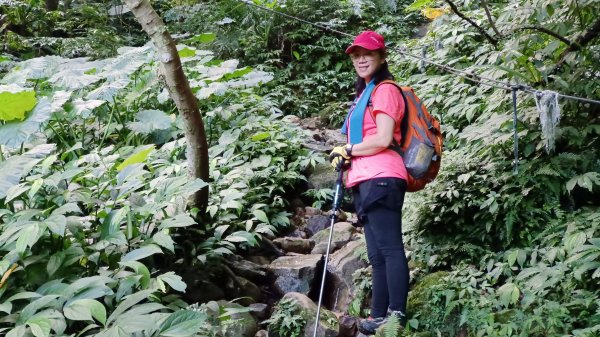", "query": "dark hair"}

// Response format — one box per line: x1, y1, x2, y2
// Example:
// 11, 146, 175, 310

354, 58, 395, 98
